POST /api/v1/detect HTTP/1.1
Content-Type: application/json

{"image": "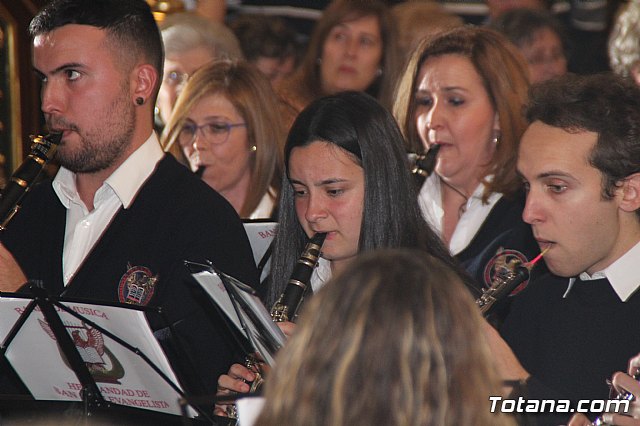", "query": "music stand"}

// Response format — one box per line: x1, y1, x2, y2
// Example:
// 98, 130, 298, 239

0, 284, 212, 424
188, 262, 285, 368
